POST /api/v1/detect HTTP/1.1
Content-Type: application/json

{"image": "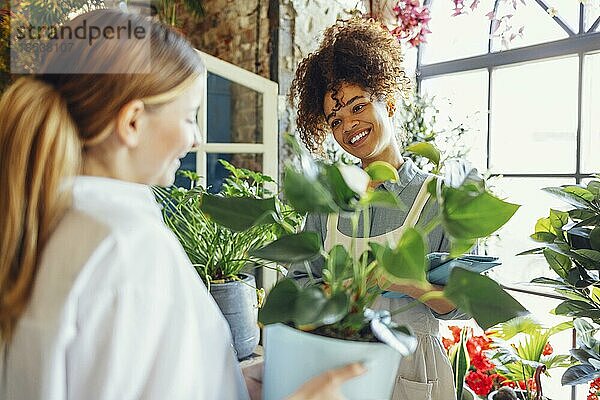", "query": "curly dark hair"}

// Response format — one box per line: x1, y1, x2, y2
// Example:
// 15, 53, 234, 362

289, 17, 411, 155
